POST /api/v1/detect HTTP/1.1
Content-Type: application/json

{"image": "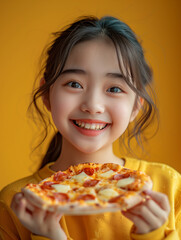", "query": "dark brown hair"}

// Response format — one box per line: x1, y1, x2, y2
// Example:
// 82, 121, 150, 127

29, 16, 158, 169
